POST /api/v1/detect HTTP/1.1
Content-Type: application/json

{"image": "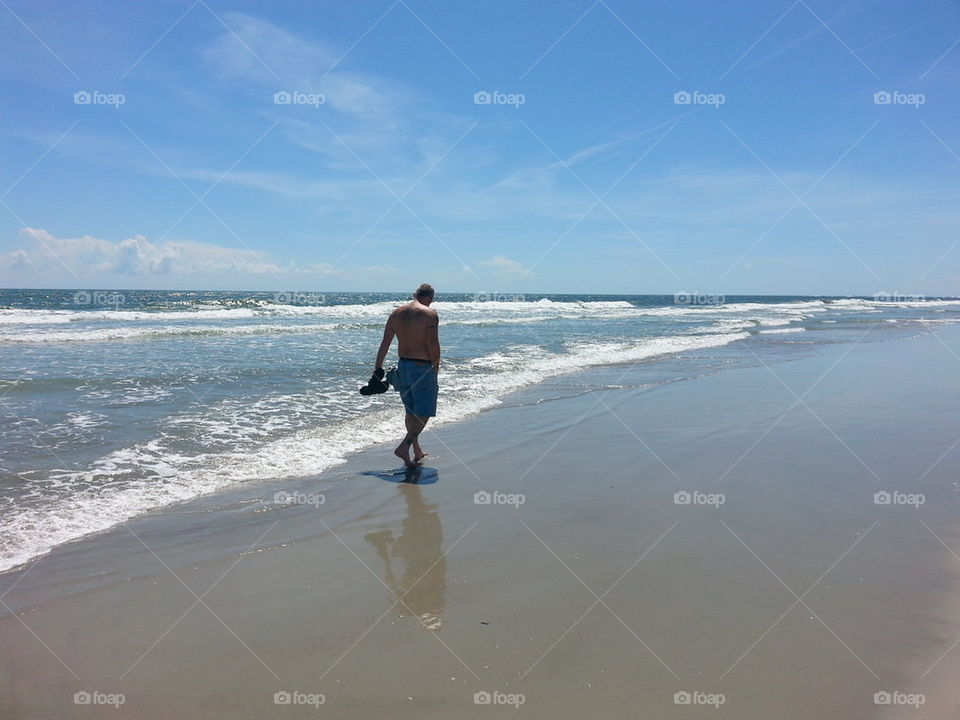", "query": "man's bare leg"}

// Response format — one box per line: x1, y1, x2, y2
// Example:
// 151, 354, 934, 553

413, 431, 429, 464
406, 413, 428, 462
394, 413, 429, 468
